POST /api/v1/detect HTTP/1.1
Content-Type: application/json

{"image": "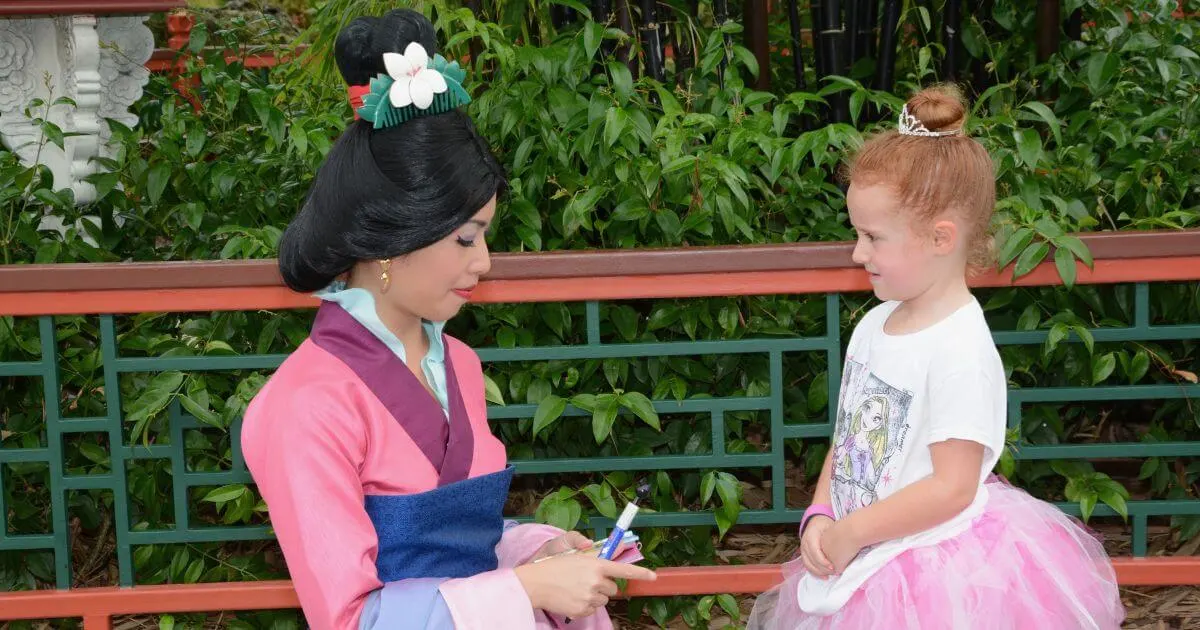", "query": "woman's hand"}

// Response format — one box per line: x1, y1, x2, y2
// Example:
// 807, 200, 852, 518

820, 520, 865, 575
798, 515, 836, 578
527, 531, 593, 564
514, 554, 656, 619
